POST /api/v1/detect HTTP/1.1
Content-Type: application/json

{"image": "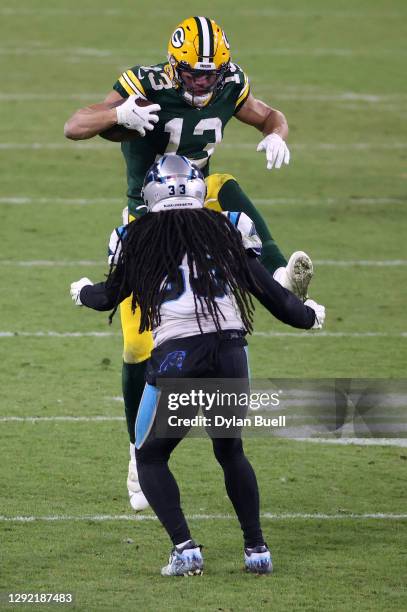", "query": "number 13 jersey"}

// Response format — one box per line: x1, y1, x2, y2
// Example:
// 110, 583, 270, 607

113, 62, 250, 216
